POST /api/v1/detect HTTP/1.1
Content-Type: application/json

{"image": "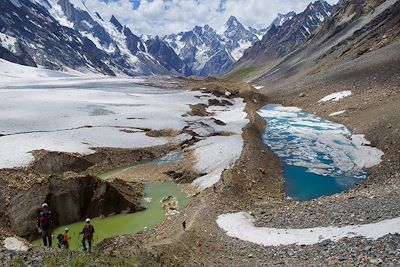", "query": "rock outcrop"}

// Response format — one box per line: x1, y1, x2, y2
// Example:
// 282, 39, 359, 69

0, 172, 143, 238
